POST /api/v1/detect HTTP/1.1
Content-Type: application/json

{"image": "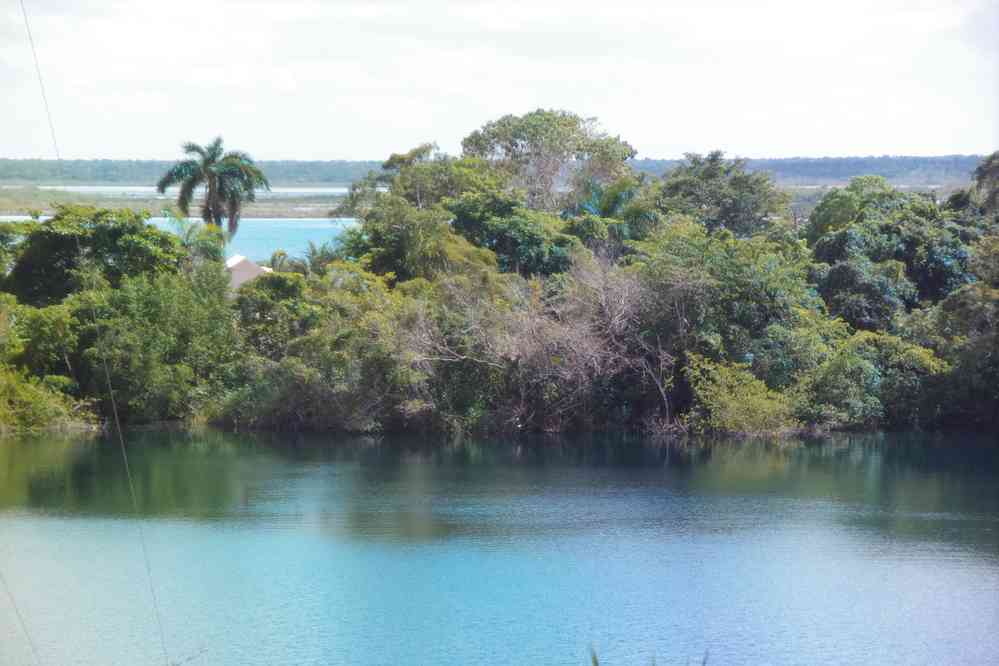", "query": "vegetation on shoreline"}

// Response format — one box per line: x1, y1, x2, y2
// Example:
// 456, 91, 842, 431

1, 155, 981, 188
0, 110, 995, 435
0, 185, 344, 218
0, 159, 378, 185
